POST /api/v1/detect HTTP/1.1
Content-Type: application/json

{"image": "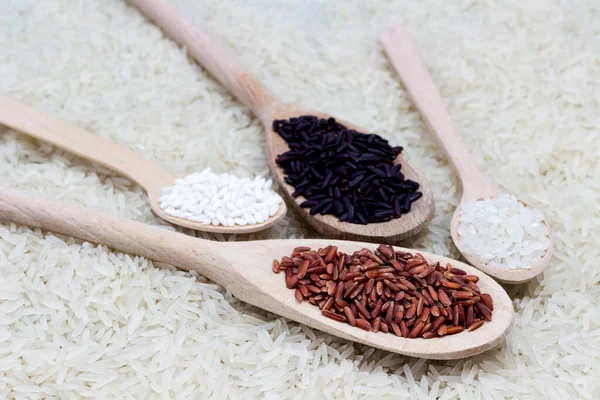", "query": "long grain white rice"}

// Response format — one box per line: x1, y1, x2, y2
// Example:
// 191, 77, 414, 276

0, 0, 598, 398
